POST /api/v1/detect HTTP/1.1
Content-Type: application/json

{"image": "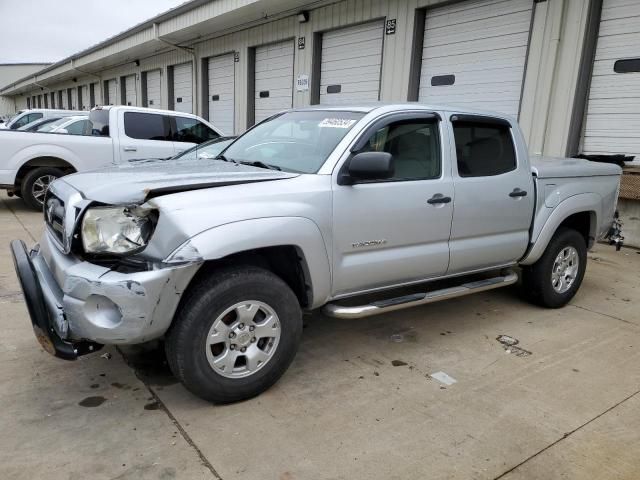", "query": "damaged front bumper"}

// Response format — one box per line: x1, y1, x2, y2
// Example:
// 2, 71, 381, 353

10, 232, 201, 360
